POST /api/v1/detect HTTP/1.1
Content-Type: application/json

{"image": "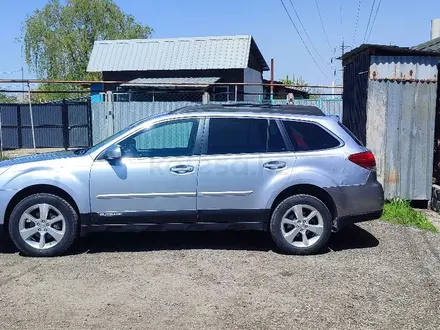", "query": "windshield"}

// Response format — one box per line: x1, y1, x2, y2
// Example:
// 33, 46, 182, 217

86, 119, 147, 154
